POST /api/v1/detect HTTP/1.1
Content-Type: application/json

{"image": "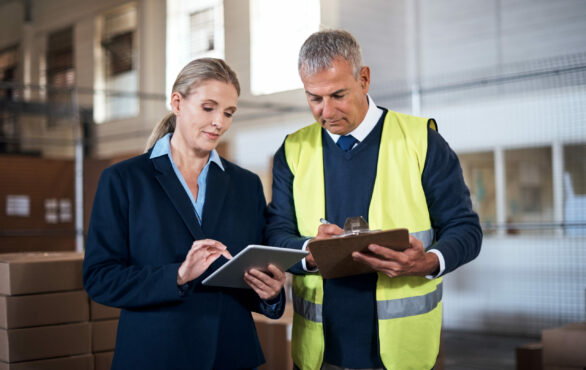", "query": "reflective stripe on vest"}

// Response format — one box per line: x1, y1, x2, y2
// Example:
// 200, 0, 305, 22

285, 110, 442, 370
292, 229, 440, 324
292, 291, 322, 323
294, 280, 443, 323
